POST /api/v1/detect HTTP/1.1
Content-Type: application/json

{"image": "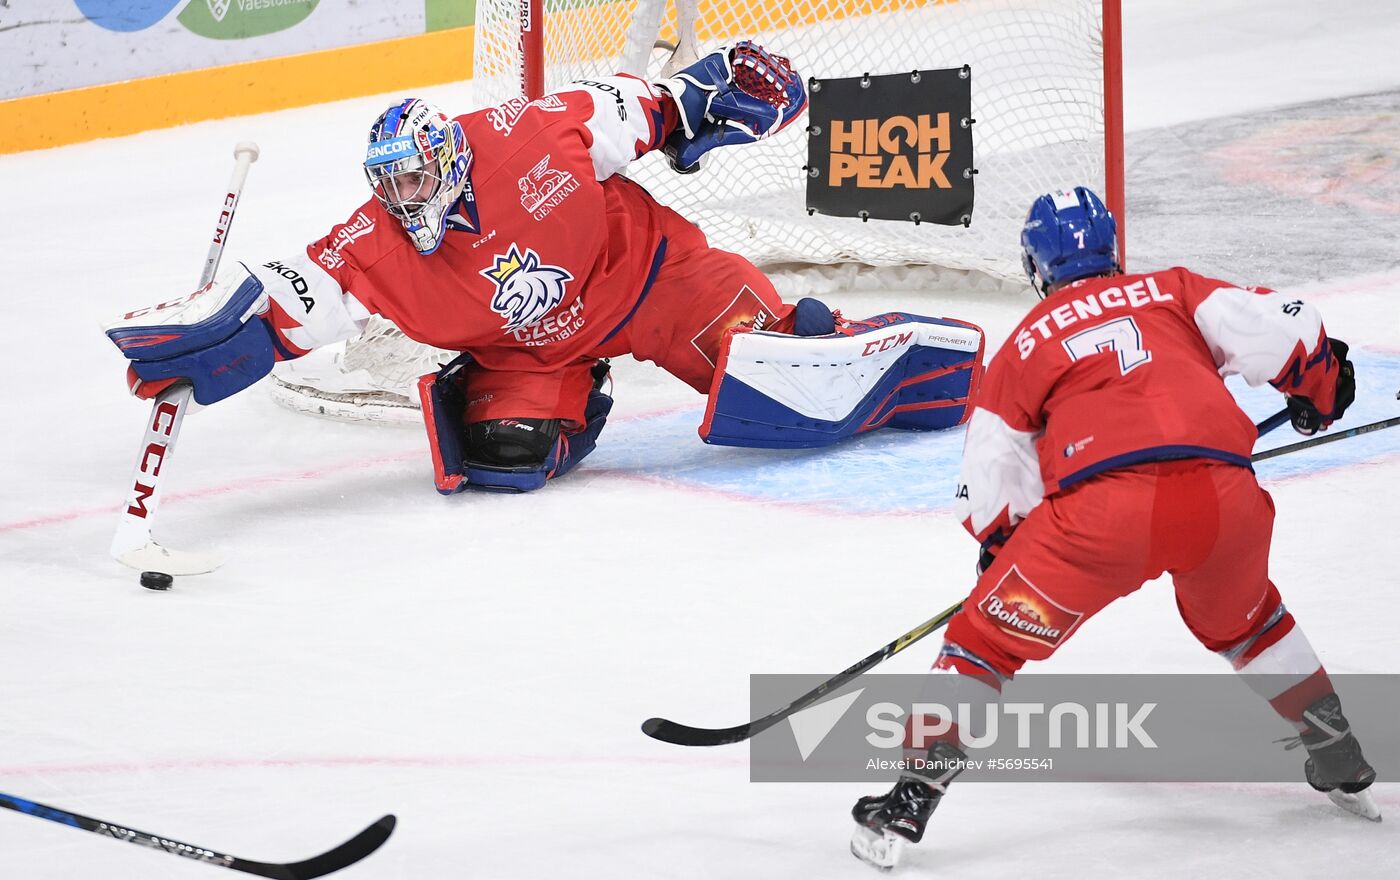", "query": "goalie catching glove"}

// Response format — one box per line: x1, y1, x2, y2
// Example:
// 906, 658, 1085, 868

104, 265, 280, 405
654, 40, 808, 173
